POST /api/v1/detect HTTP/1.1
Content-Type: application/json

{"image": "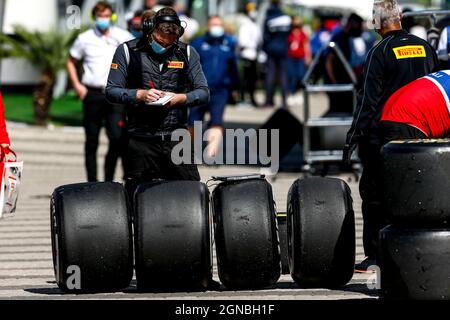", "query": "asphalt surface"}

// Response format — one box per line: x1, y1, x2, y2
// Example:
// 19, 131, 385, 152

0, 93, 378, 300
